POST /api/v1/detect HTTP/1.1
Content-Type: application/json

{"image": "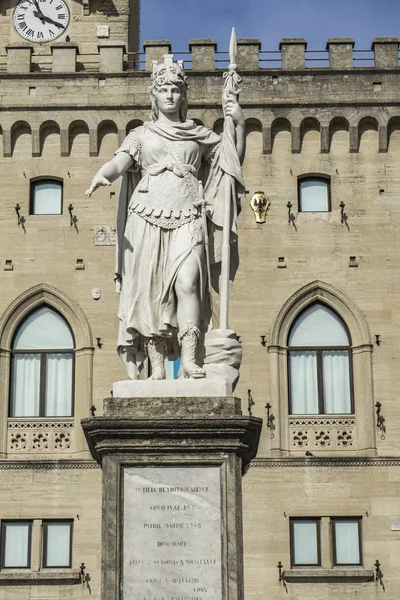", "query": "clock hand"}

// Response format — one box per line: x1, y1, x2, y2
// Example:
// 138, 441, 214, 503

32, 0, 42, 12
36, 13, 65, 29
